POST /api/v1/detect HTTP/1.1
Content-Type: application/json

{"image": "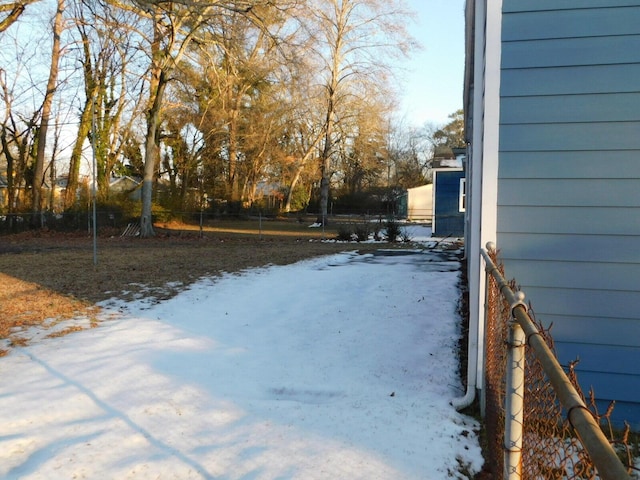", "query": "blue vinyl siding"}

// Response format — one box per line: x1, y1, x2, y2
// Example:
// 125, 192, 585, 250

502, 7, 640, 40
499, 151, 640, 179
572, 372, 640, 406
499, 259, 640, 293
498, 233, 640, 264
536, 314, 640, 347
500, 123, 640, 151
503, 0, 640, 12
499, 1, 640, 427
501, 64, 640, 96
501, 93, 640, 124
499, 179, 640, 207
498, 207, 640, 235
502, 36, 640, 68
511, 286, 639, 322
558, 343, 640, 376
